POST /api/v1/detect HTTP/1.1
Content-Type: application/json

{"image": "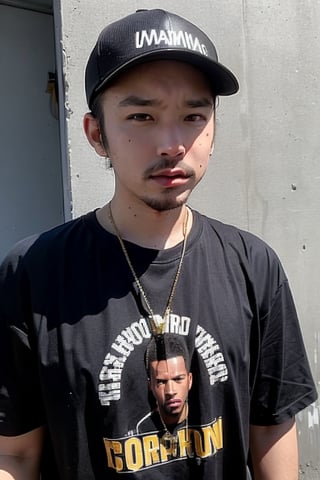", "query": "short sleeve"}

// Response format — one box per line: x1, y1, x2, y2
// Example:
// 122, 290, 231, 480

0, 245, 45, 435
250, 278, 317, 425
